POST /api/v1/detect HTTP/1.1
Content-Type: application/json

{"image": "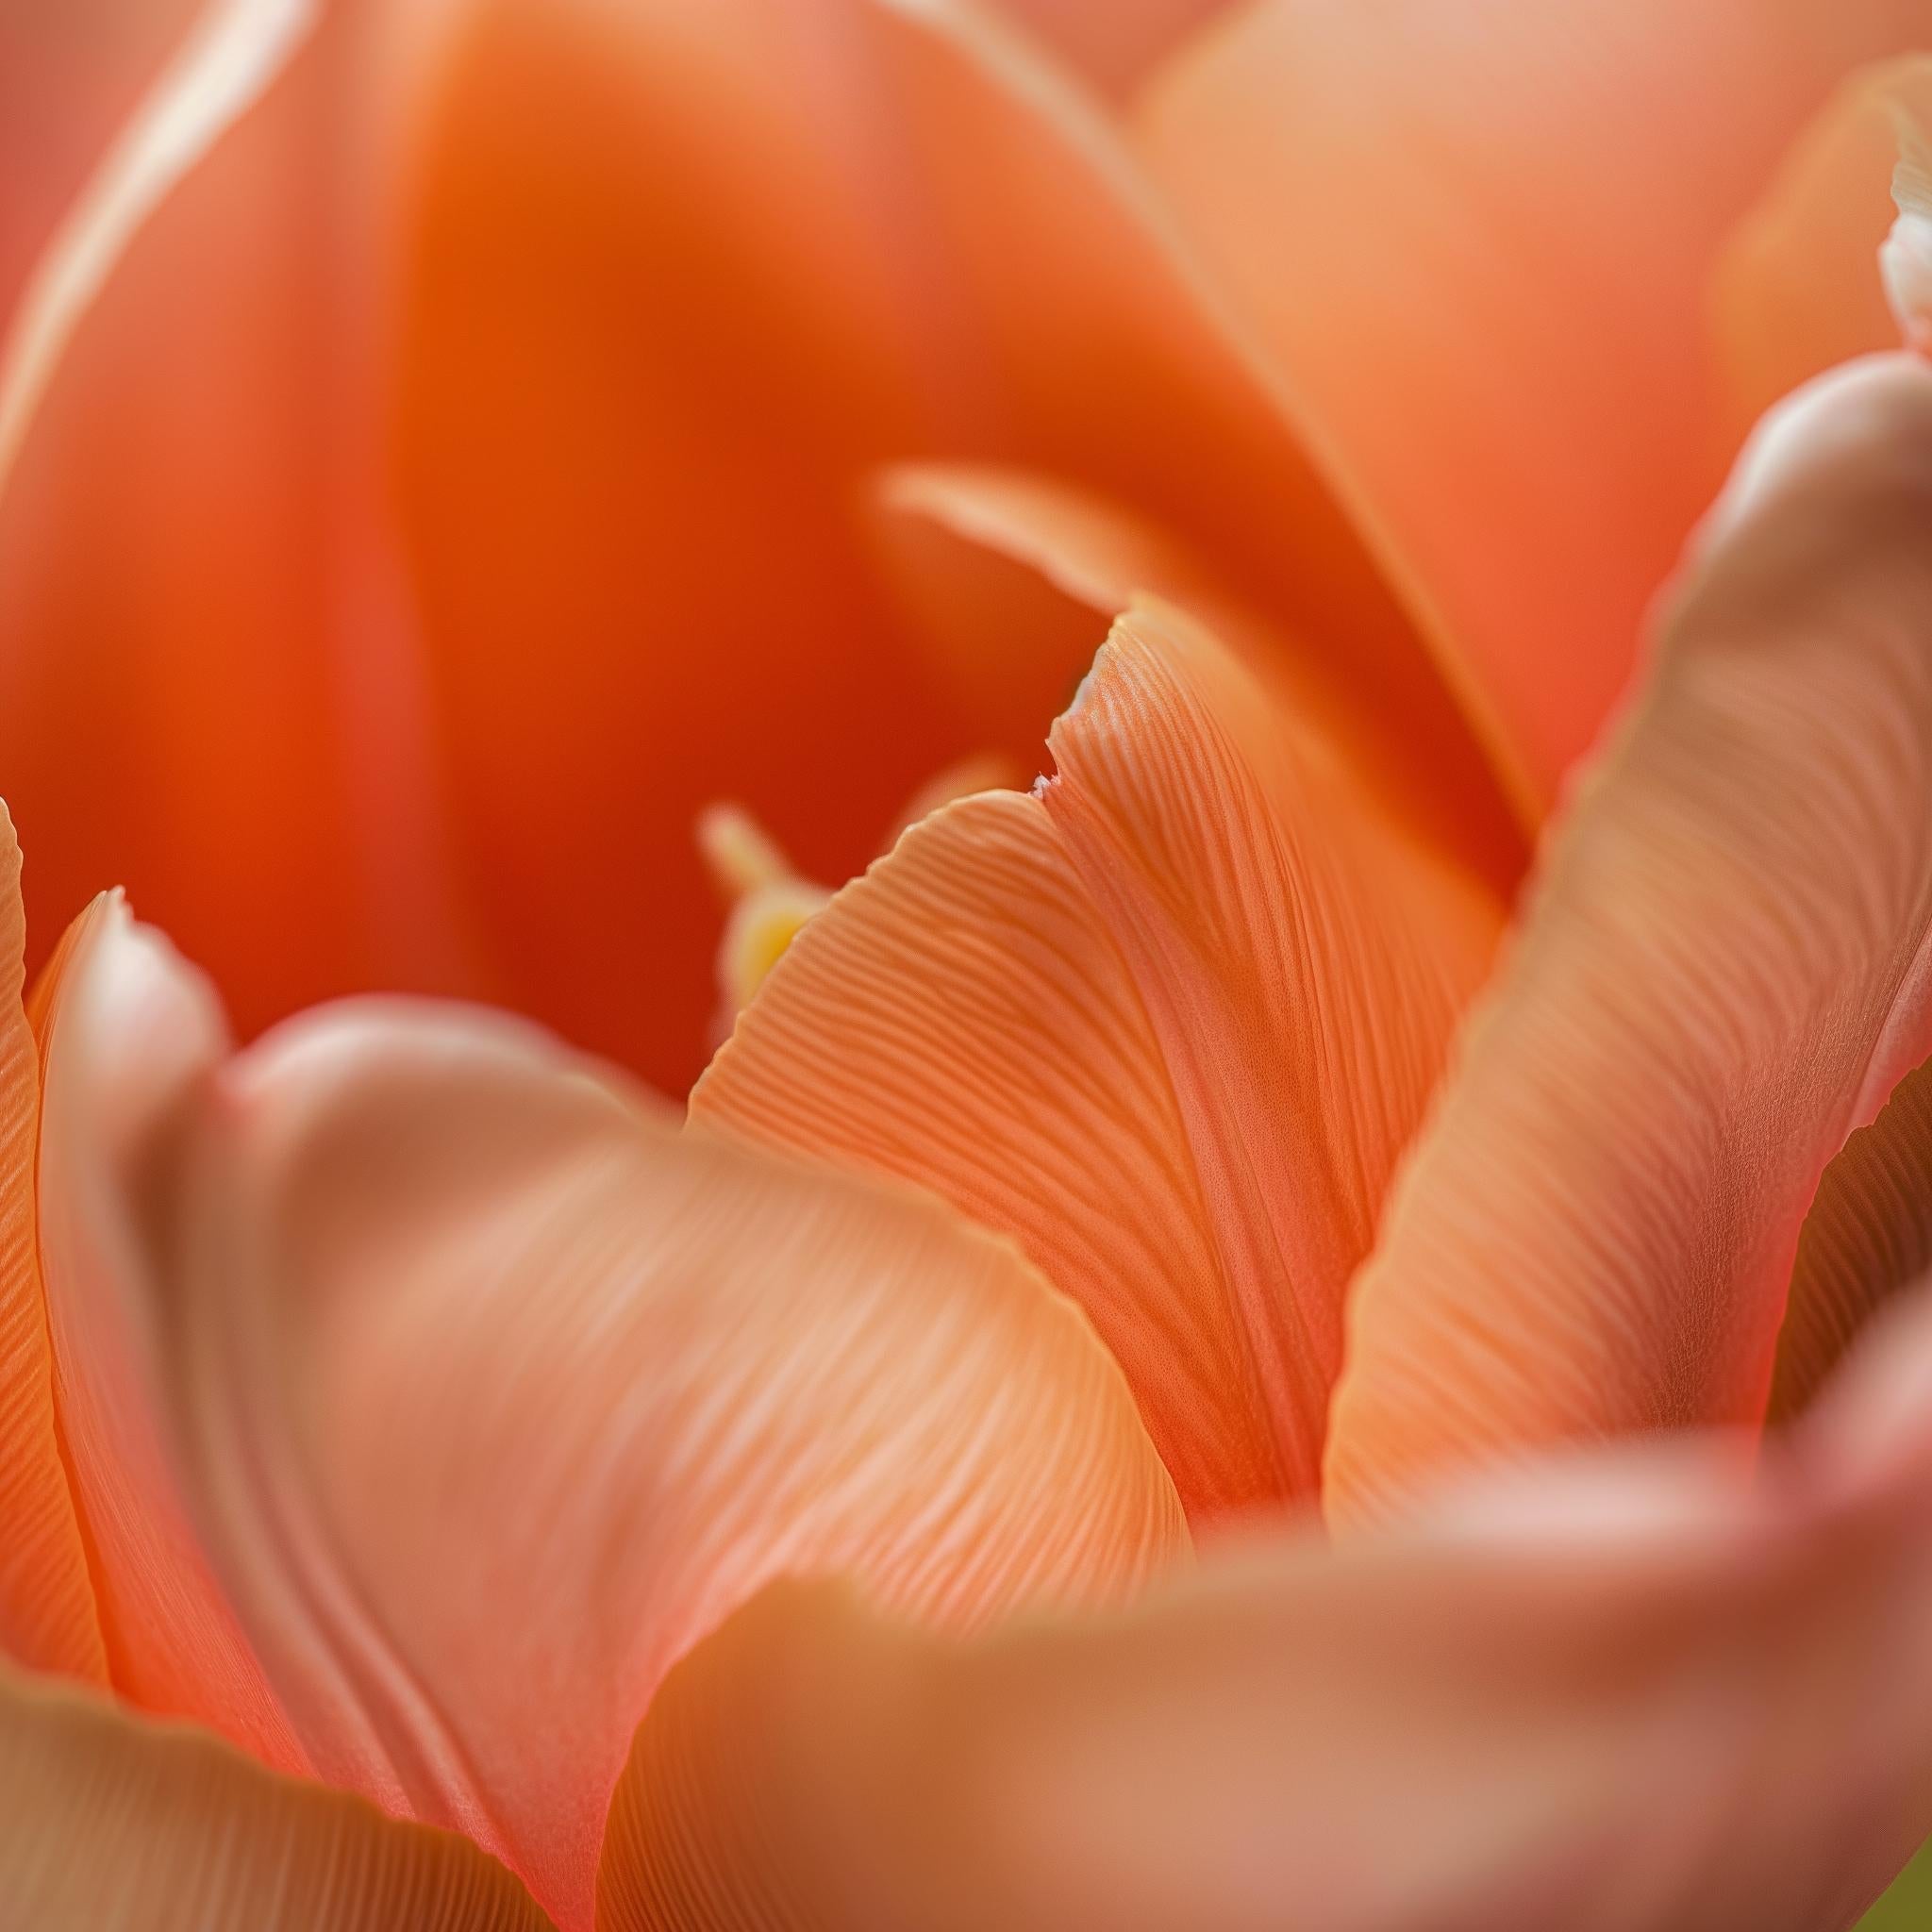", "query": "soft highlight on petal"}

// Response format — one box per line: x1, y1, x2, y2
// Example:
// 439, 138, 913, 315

1885, 78, 1932, 350
0, 1665, 554, 1930
699, 595, 1499, 1519
1328, 355, 1932, 1524
0, 0, 318, 491
141, 1001, 1183, 1928
601, 1279, 1932, 1931
1712, 58, 1932, 431
35, 895, 302, 1763
1137, 0, 1932, 806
